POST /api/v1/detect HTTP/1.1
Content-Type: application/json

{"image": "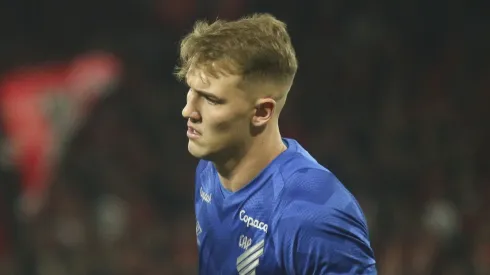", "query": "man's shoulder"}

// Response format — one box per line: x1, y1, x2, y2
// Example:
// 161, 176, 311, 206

276, 140, 326, 181
280, 165, 348, 204
272, 167, 371, 249
275, 166, 367, 227
272, 140, 360, 216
